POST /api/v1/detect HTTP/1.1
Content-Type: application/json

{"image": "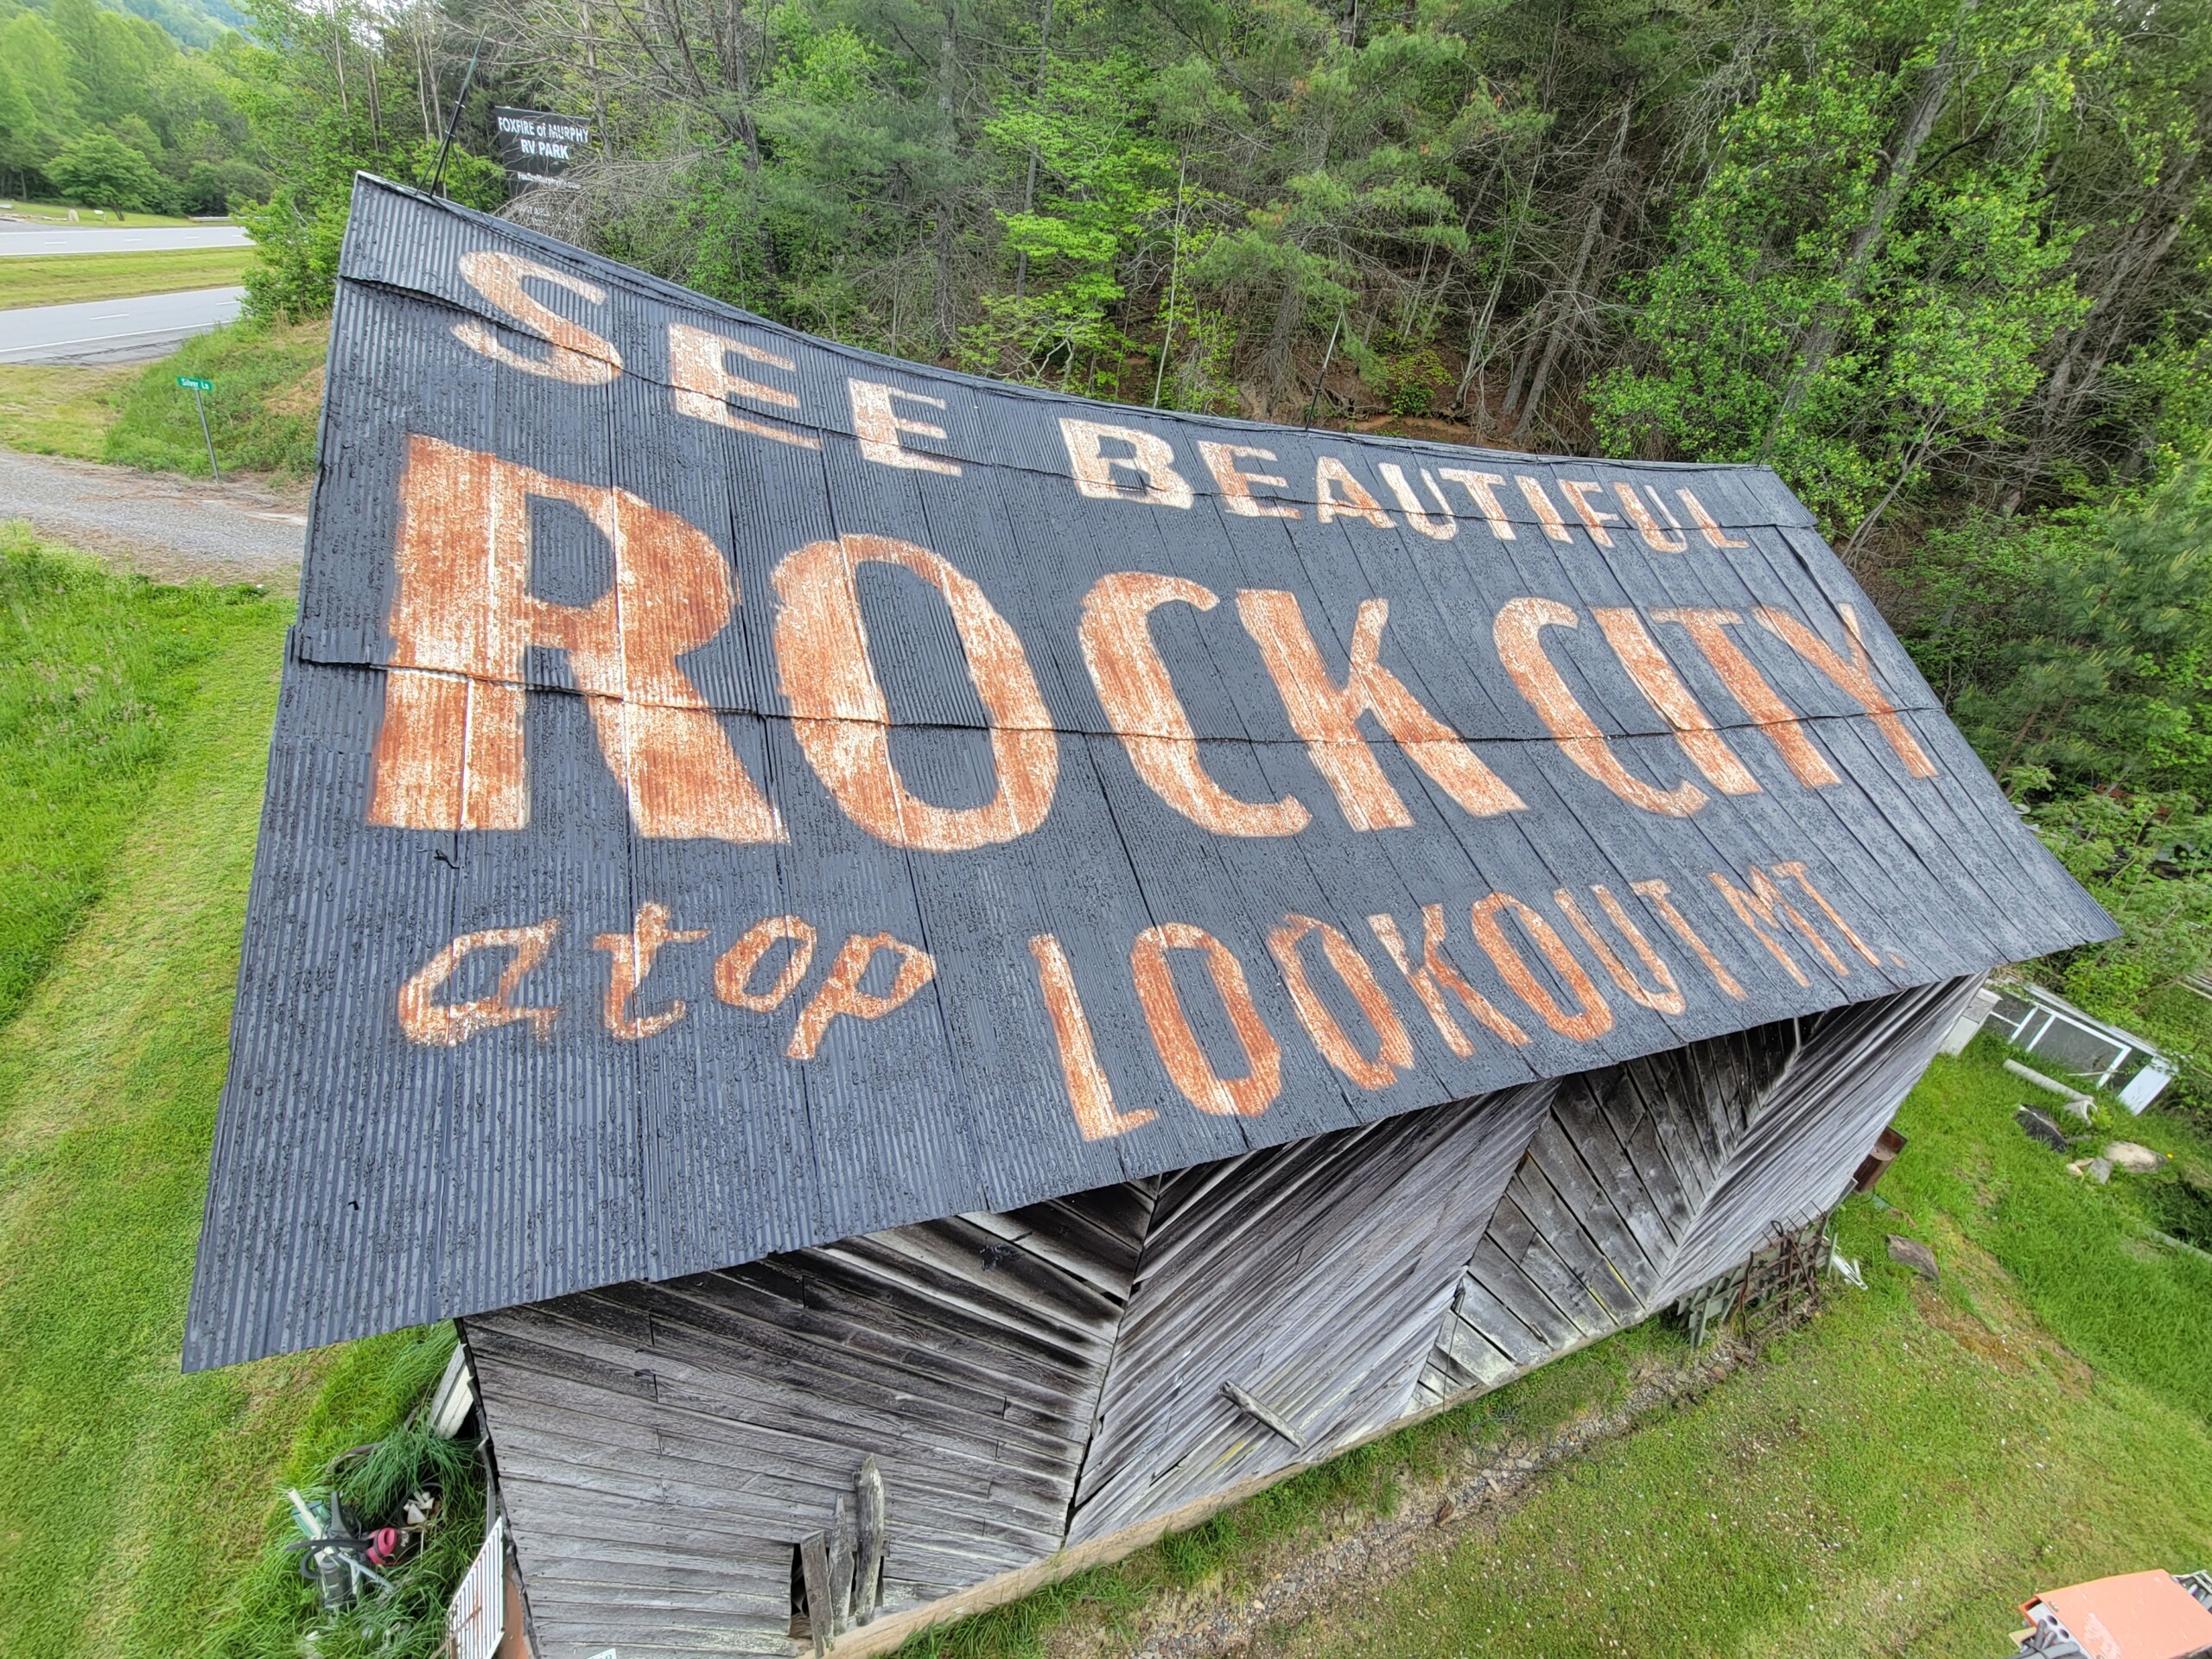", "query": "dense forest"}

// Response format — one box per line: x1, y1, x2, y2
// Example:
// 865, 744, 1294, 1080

0, 0, 261, 209
7, 0, 2212, 1077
